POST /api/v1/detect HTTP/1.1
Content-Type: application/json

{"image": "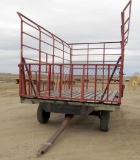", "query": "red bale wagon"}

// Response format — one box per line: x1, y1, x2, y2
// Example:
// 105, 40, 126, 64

17, 1, 132, 155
